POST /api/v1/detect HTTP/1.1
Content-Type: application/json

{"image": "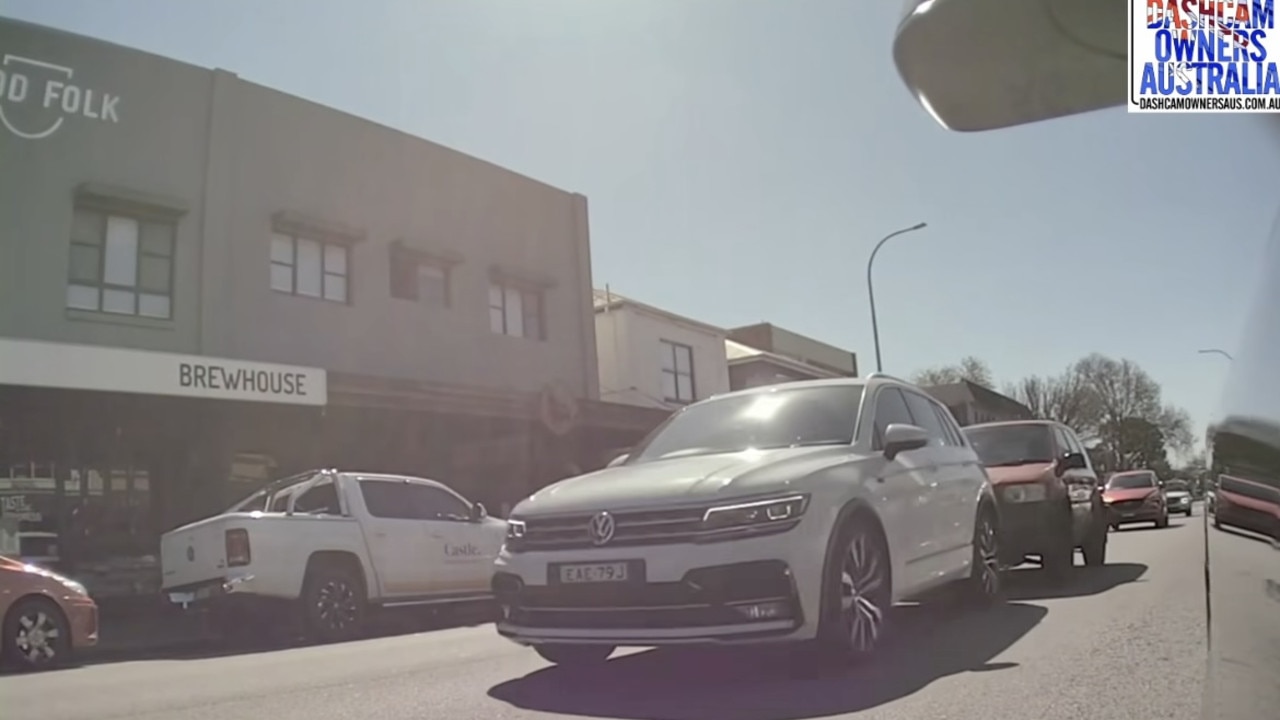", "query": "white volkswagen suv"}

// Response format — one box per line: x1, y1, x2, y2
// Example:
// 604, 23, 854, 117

493, 375, 1001, 667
